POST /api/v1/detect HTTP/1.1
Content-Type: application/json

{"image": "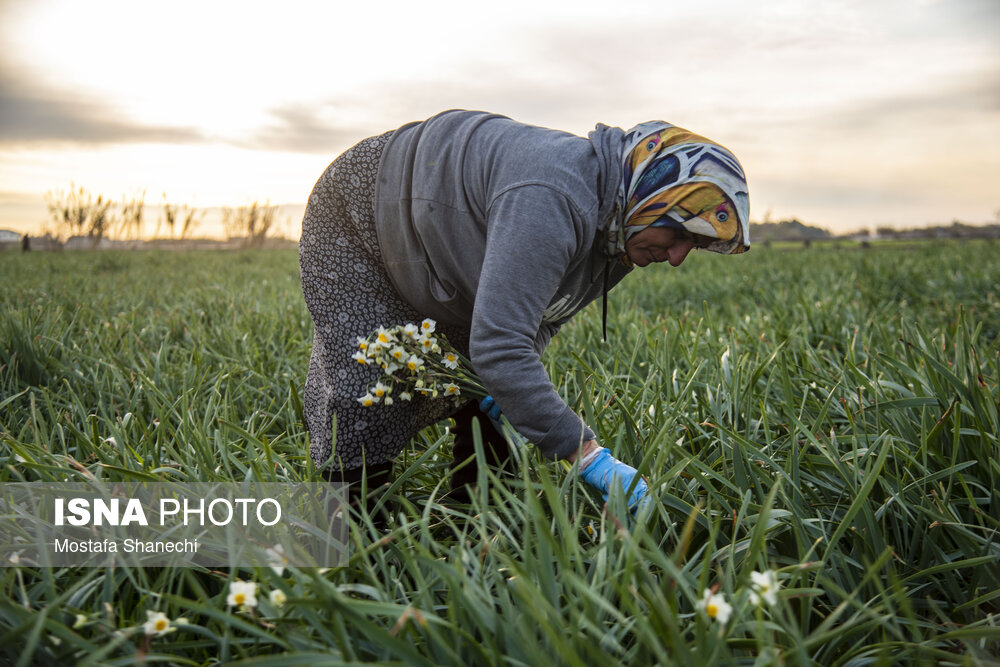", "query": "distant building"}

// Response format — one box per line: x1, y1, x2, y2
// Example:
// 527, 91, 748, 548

64, 235, 112, 250
0, 229, 23, 251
